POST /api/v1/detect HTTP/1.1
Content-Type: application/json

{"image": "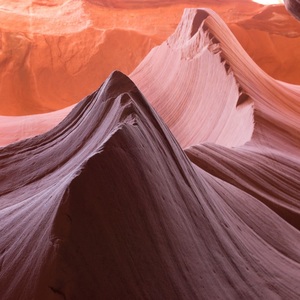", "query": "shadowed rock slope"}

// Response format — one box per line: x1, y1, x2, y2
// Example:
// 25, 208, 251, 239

0, 71, 300, 299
